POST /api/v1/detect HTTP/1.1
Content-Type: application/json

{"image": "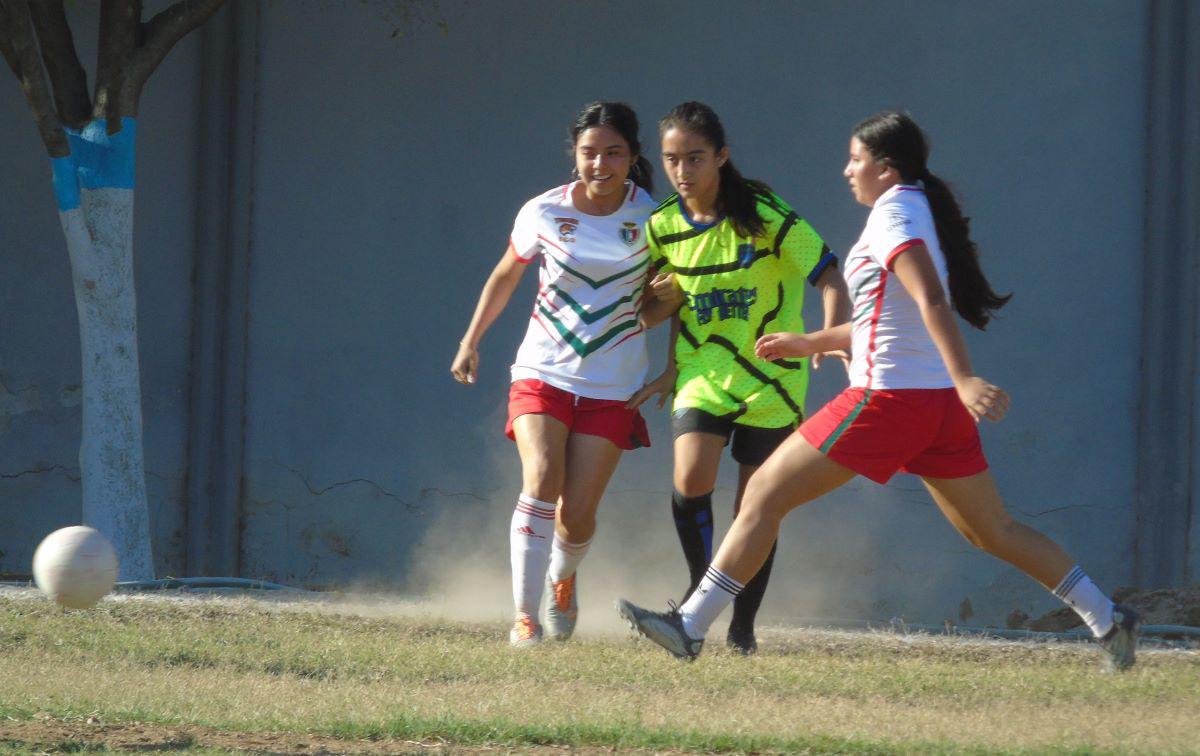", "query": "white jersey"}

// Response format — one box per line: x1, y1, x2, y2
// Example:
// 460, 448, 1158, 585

509, 181, 654, 400
844, 183, 954, 390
